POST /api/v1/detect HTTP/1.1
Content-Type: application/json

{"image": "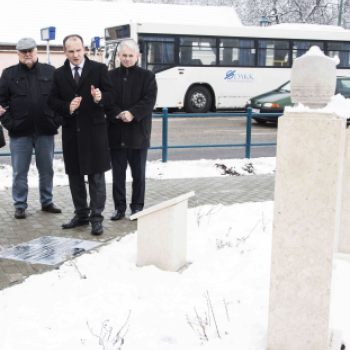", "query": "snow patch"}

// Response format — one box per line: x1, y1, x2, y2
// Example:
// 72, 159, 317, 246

0, 157, 276, 190
285, 94, 350, 120
300, 45, 340, 65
